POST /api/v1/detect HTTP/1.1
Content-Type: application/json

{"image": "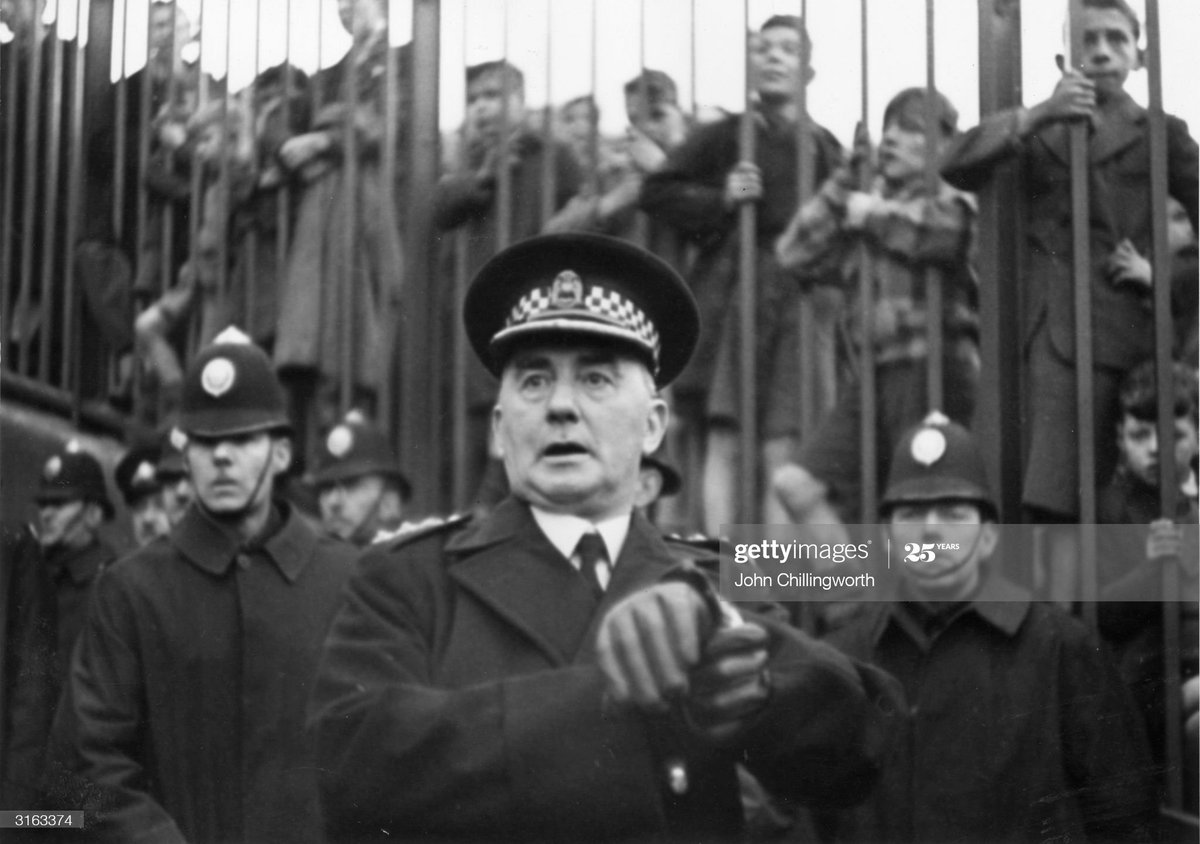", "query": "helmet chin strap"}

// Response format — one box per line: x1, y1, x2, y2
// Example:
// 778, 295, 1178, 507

188, 442, 277, 527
